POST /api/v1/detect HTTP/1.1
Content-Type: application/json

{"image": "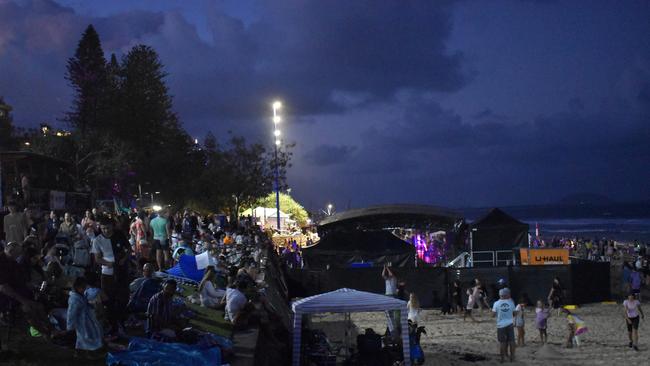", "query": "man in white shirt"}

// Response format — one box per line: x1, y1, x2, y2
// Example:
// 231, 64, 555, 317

91, 218, 131, 335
